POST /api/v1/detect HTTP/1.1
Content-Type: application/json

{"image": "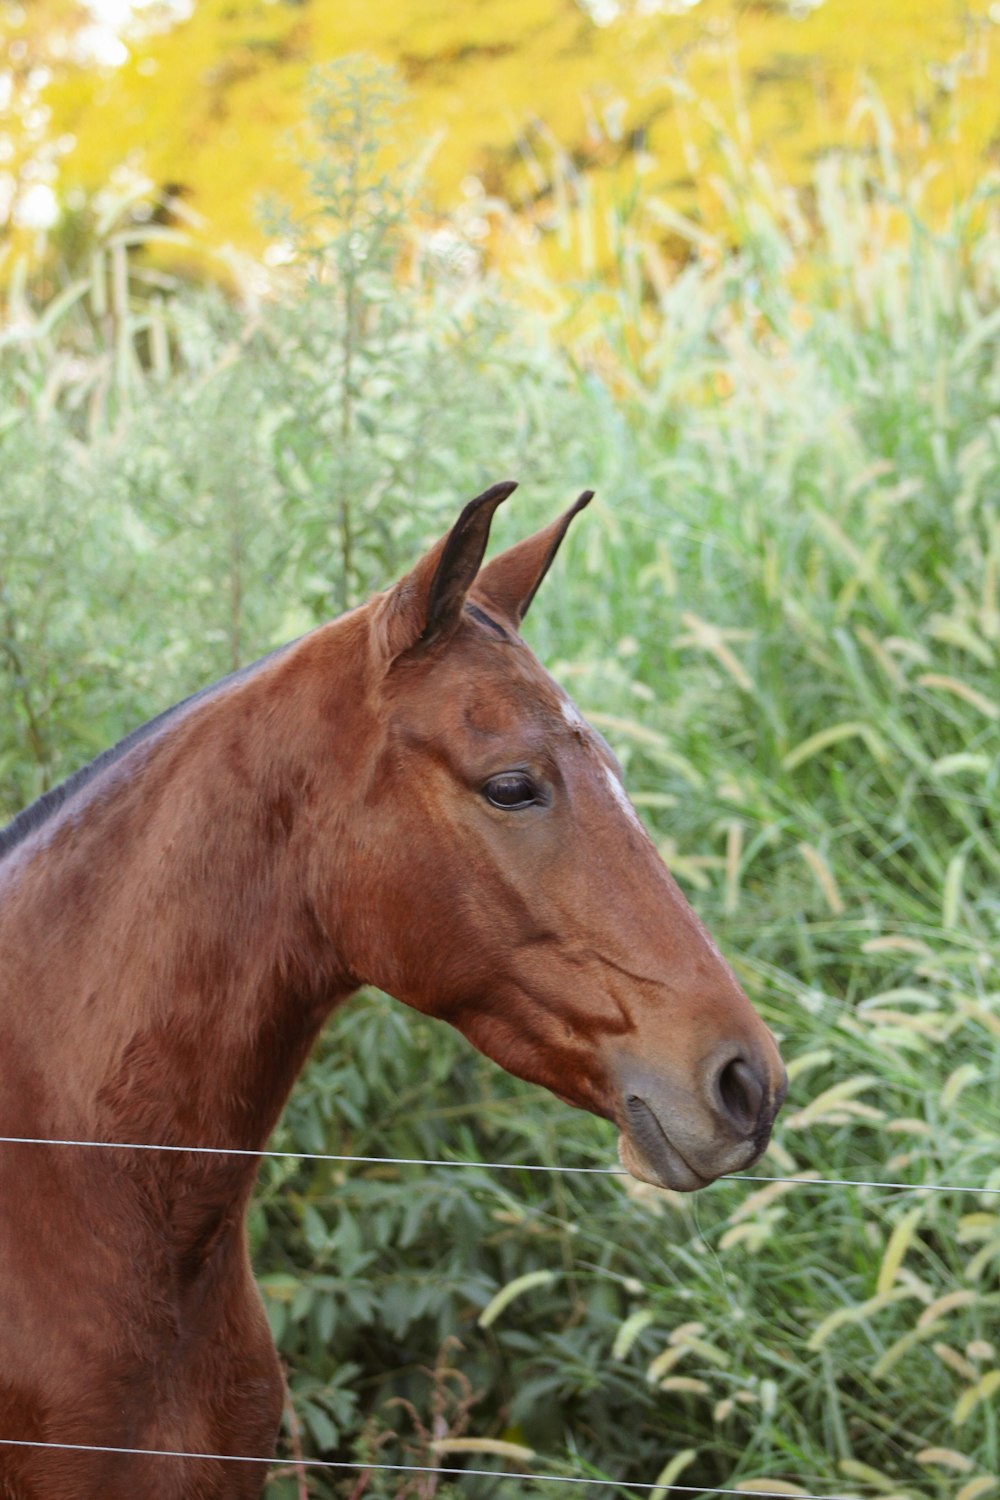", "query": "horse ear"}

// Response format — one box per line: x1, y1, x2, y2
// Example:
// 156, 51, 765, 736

378, 480, 518, 660
474, 489, 594, 626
